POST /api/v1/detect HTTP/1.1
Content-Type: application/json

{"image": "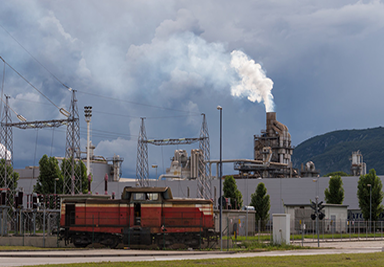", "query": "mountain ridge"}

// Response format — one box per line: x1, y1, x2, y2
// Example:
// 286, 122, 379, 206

291, 127, 384, 175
